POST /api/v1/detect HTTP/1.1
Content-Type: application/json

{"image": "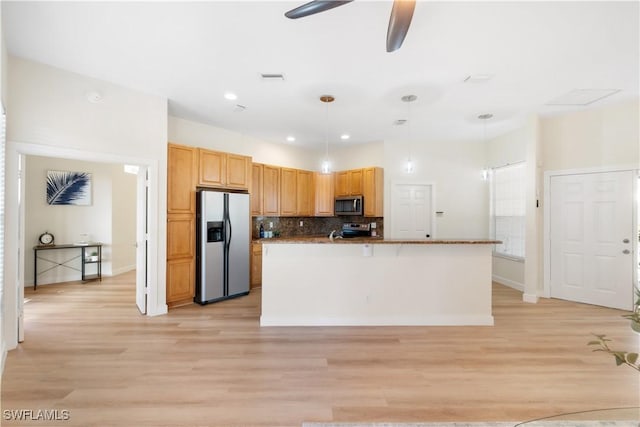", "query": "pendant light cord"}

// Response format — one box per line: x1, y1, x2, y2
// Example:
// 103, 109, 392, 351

325, 101, 329, 162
